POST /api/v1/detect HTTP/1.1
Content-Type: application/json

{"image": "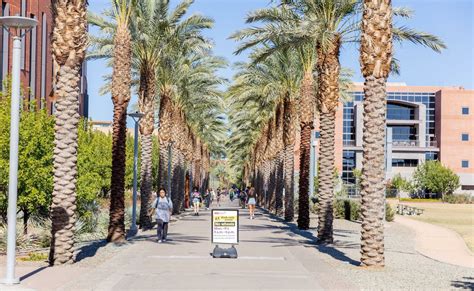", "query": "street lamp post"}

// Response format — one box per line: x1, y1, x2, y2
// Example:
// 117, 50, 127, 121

0, 16, 37, 286
128, 112, 144, 234
309, 130, 320, 199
